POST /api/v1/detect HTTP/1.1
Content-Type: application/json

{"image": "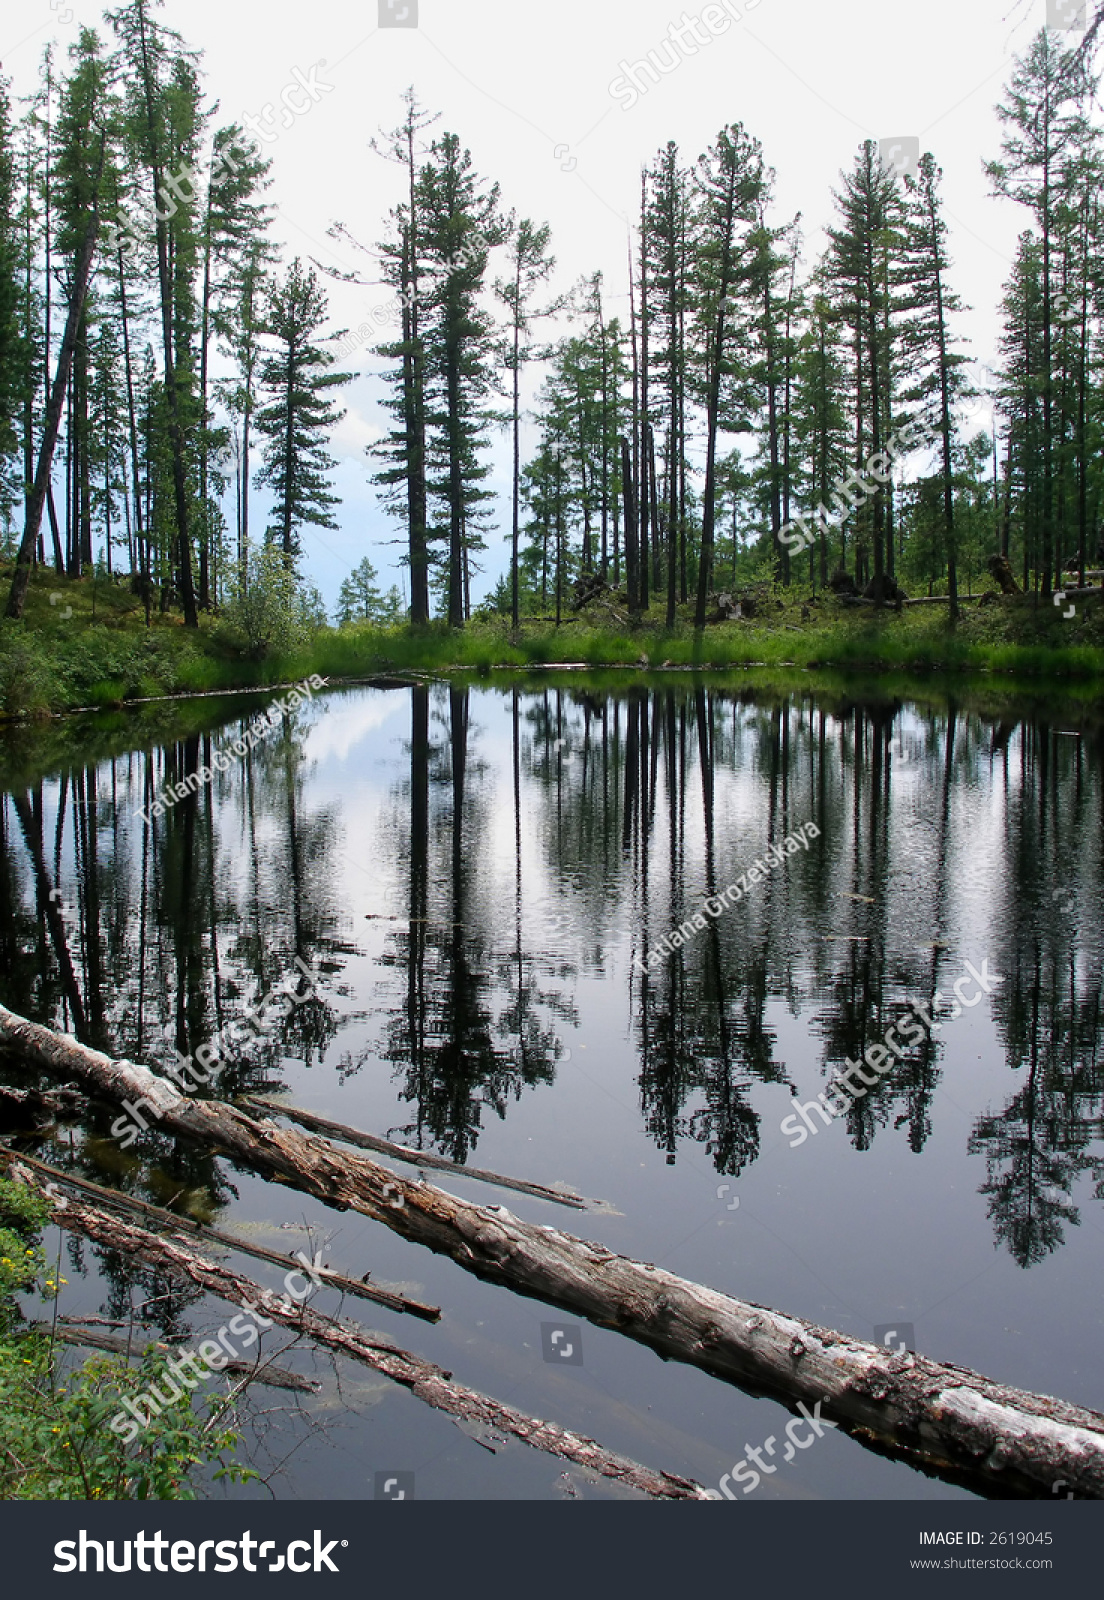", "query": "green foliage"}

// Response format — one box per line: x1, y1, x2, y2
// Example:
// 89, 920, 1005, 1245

219, 541, 327, 657
0, 629, 56, 715
0, 1178, 254, 1500
336, 556, 405, 626
255, 258, 351, 568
